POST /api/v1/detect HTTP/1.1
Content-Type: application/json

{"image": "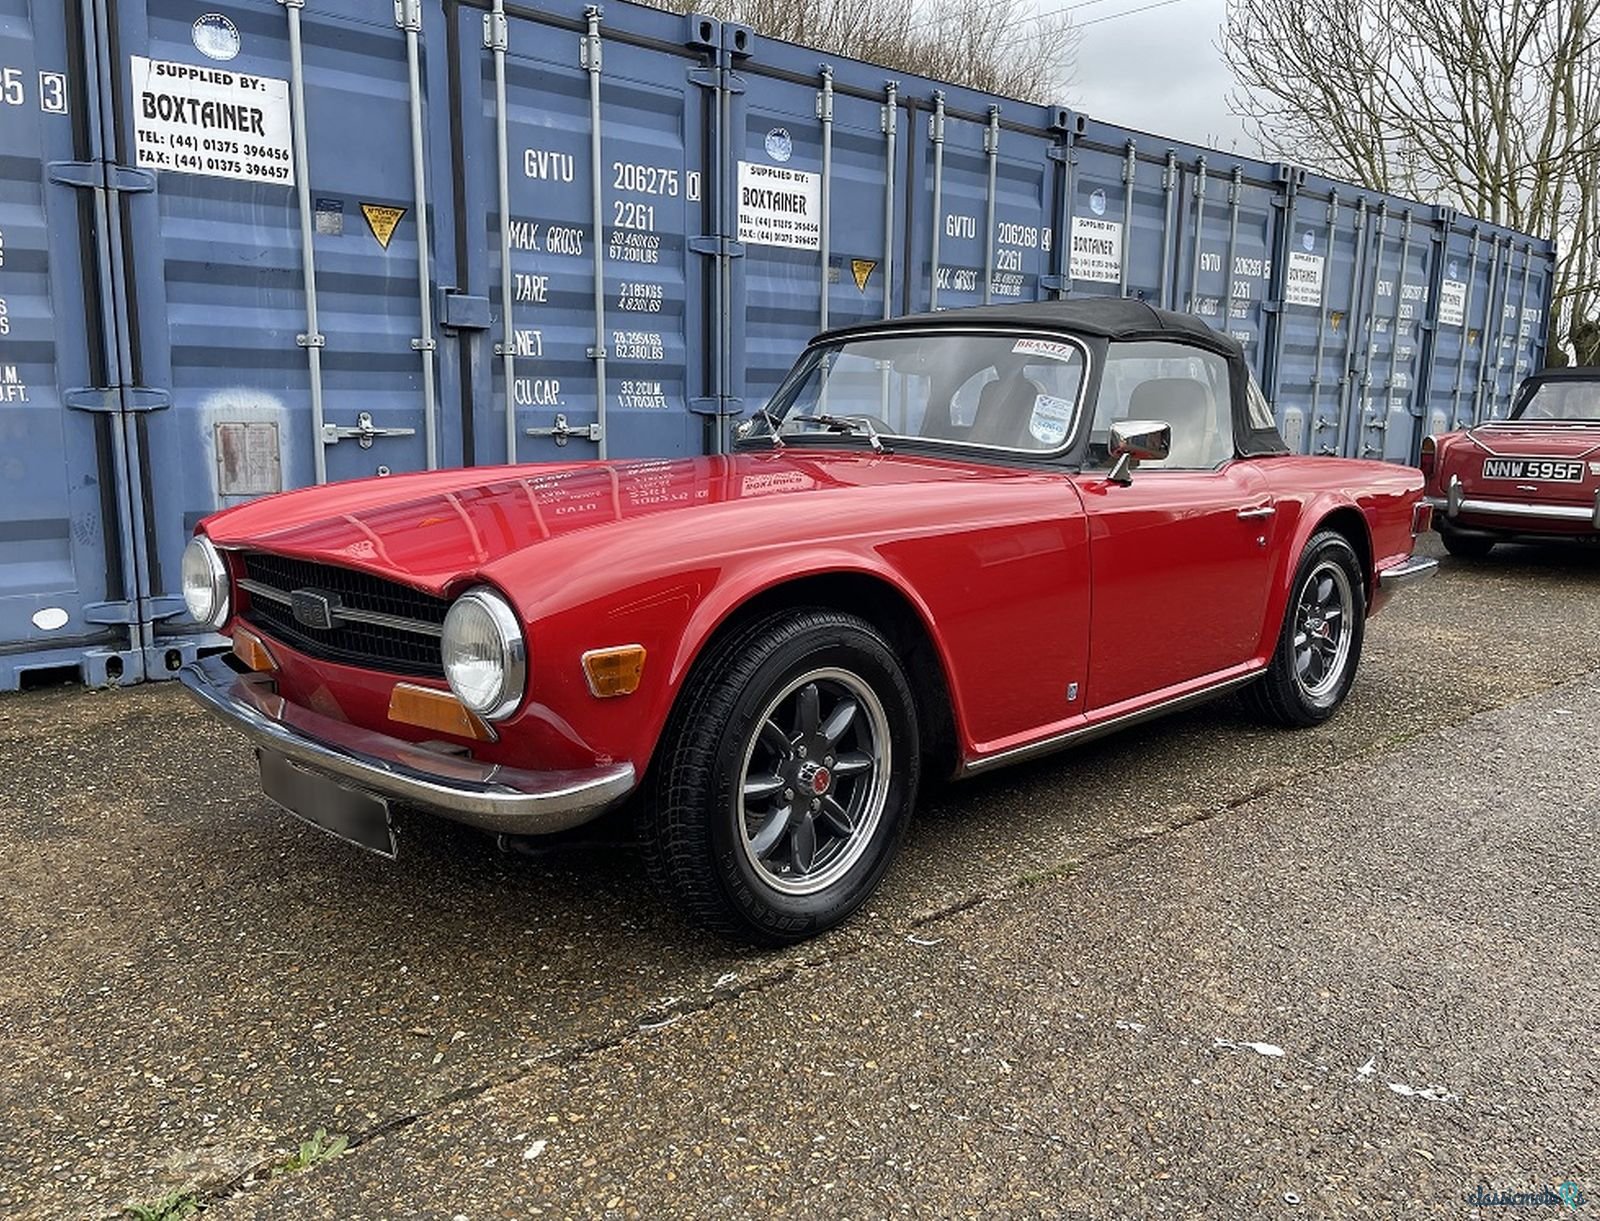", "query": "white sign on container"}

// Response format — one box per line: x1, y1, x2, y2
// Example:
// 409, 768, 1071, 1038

1069, 217, 1122, 283
1285, 251, 1325, 307
1438, 279, 1468, 327
737, 161, 821, 250
130, 56, 293, 185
